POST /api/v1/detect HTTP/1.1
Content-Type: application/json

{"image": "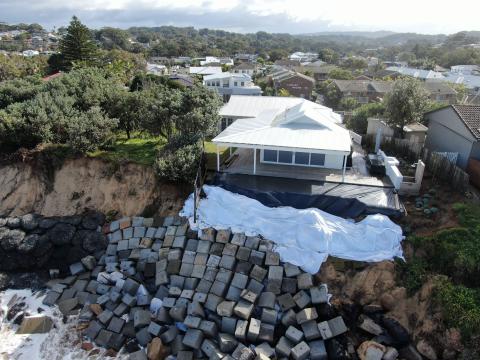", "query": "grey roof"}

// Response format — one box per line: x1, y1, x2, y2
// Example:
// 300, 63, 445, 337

452, 105, 480, 140
273, 70, 315, 84
234, 63, 256, 70
333, 80, 393, 94
423, 81, 457, 95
